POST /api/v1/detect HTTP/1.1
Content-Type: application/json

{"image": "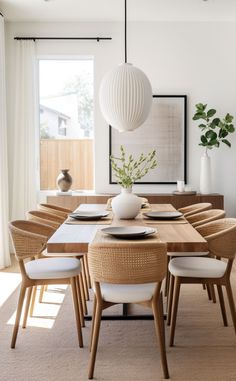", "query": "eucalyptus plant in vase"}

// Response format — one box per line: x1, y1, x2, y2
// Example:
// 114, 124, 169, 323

193, 103, 235, 194
110, 145, 157, 219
